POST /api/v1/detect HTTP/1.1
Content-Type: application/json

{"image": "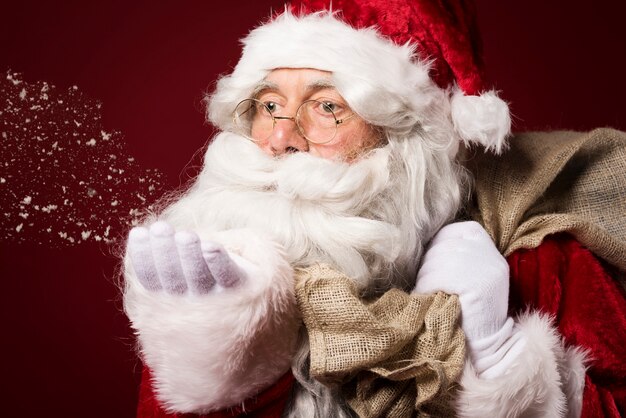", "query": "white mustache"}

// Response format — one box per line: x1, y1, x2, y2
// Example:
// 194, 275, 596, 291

201, 132, 392, 214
